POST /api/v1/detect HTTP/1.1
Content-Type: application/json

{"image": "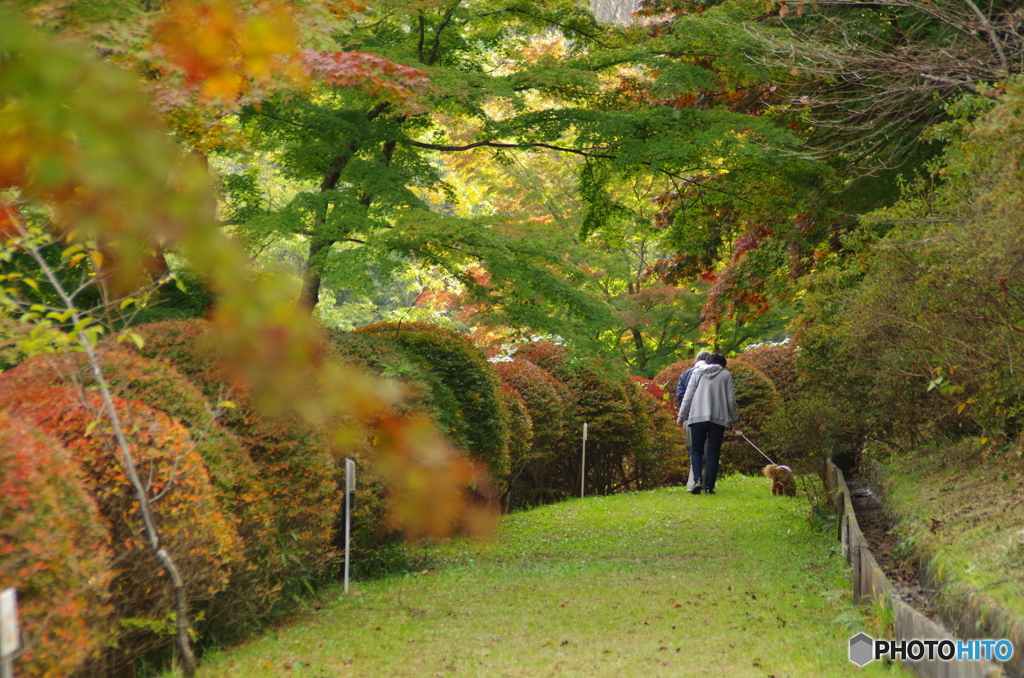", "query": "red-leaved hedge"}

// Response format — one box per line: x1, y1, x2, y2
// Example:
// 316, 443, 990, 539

516, 342, 650, 495
495, 383, 533, 510
0, 360, 240, 674
0, 412, 113, 678
735, 343, 799, 401
491, 358, 571, 507
84, 344, 283, 637
652, 361, 689, 408
720, 362, 781, 473
129, 319, 340, 588
627, 377, 687, 486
